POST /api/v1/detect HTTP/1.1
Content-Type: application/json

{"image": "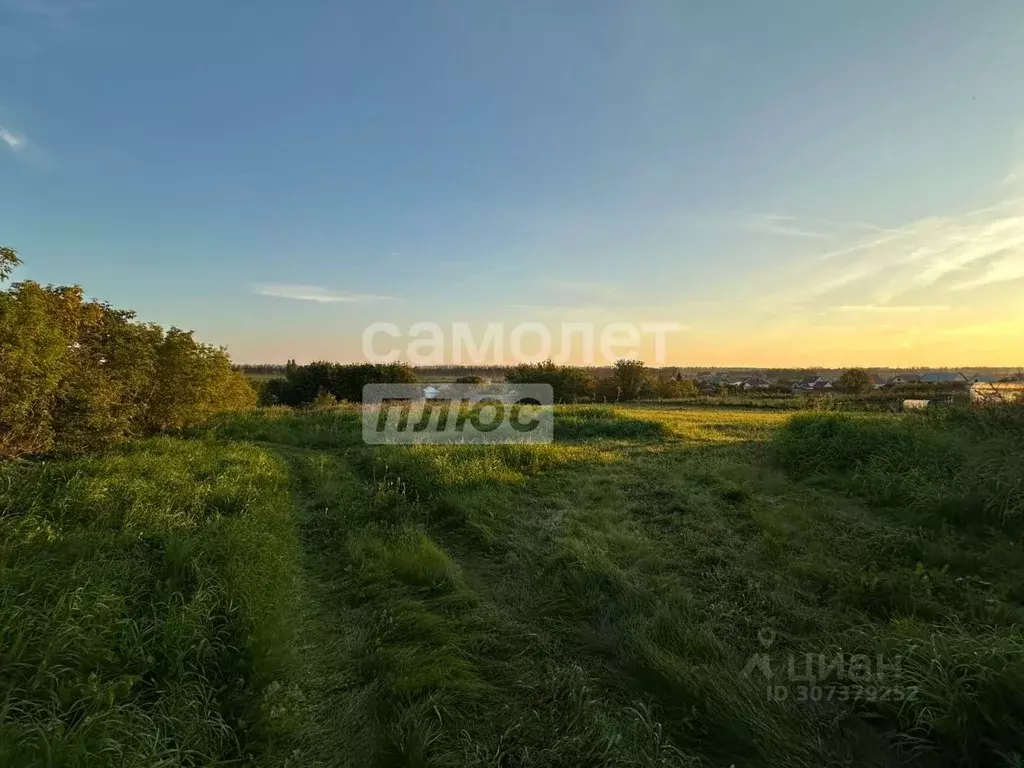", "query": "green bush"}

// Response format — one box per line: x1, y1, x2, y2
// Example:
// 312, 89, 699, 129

612, 358, 651, 401
506, 360, 595, 403
656, 375, 698, 399
0, 249, 255, 458
772, 407, 1024, 528
263, 361, 417, 405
